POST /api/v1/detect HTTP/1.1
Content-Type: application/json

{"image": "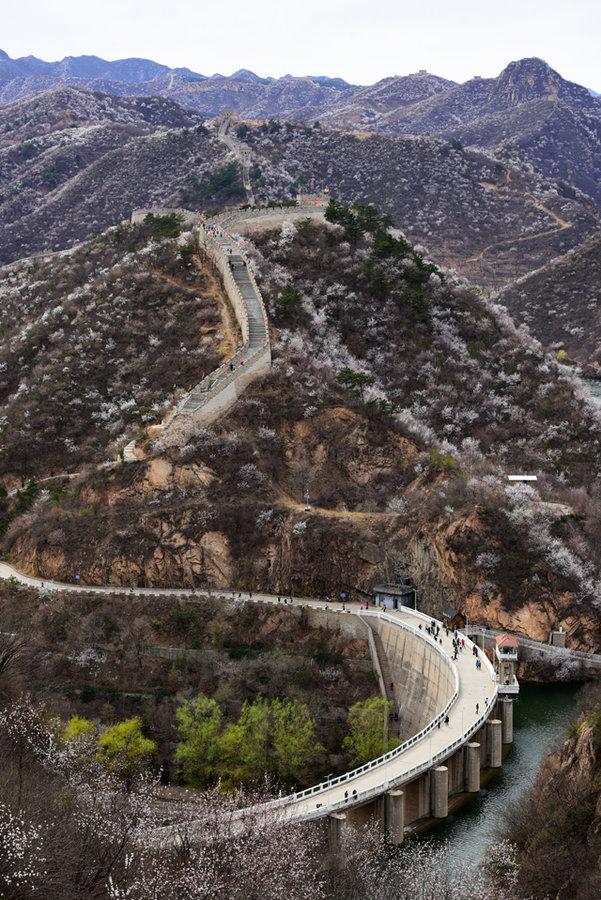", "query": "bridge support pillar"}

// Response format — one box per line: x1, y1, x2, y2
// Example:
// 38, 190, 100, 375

487, 719, 502, 768
431, 766, 449, 818
417, 772, 430, 818
500, 698, 513, 744
384, 790, 405, 844
328, 813, 349, 857
464, 742, 481, 792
